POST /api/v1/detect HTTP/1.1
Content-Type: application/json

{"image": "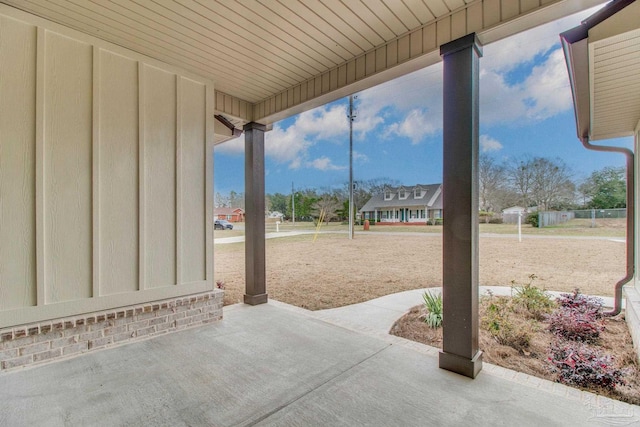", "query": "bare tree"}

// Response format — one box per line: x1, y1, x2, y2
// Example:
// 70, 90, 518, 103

529, 157, 575, 210
479, 155, 507, 212
507, 156, 575, 210
508, 156, 535, 209
228, 190, 245, 209
215, 192, 229, 208
311, 194, 340, 224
